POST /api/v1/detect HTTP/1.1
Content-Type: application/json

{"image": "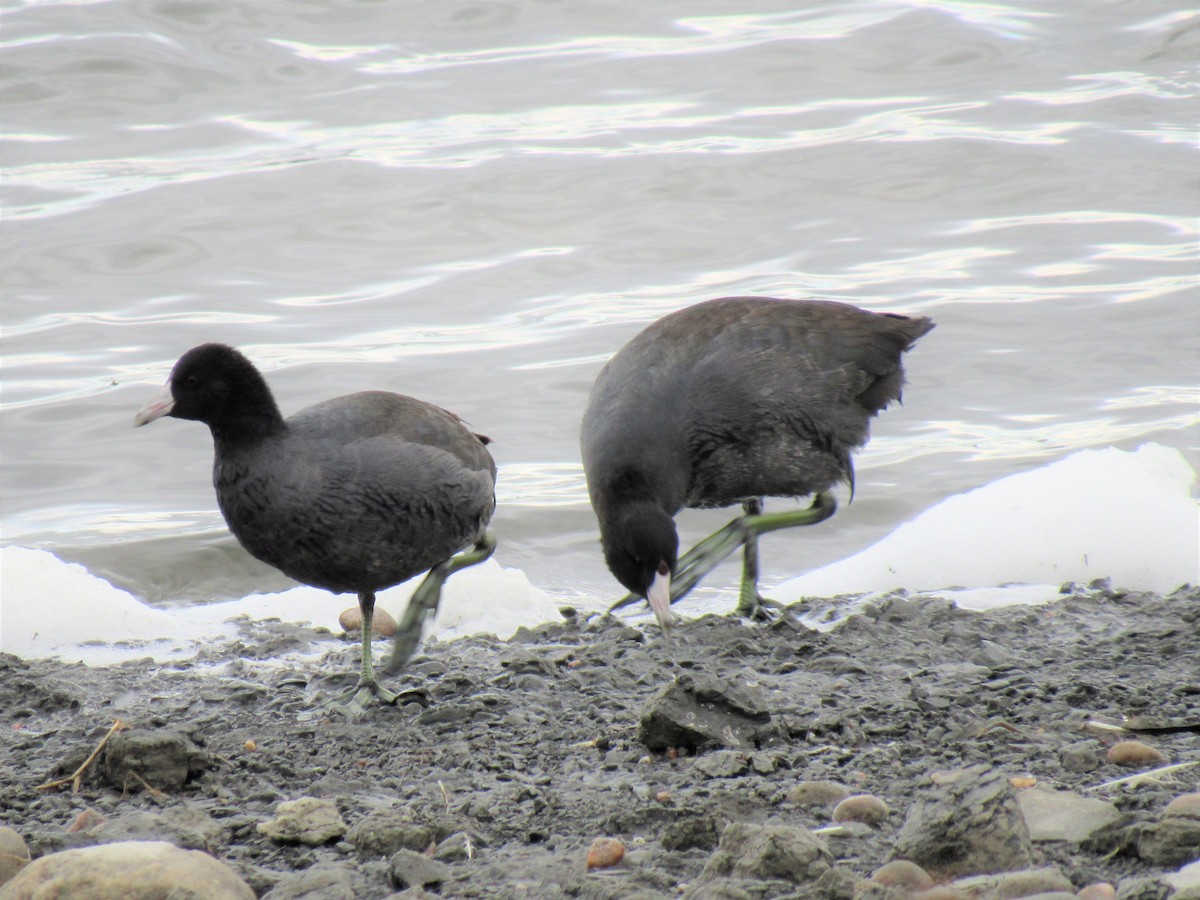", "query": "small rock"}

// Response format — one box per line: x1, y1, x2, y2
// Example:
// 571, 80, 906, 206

698, 822, 832, 884
1060, 742, 1102, 774
833, 794, 890, 826
389, 848, 450, 890
348, 811, 433, 859
1163, 792, 1200, 819
1, 840, 253, 898
872, 860, 934, 891
1137, 814, 1200, 867
1017, 786, 1121, 843
892, 764, 1033, 878
1114, 876, 1172, 900
991, 866, 1075, 899
662, 815, 721, 852
786, 780, 852, 809
0, 826, 30, 887
433, 831, 480, 862
693, 751, 750, 778
262, 863, 357, 899
101, 728, 209, 792
586, 836, 625, 870
638, 673, 771, 753
1106, 741, 1167, 767
257, 797, 348, 845
1163, 859, 1200, 896
66, 808, 107, 834
338, 605, 397, 637
1078, 883, 1117, 900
